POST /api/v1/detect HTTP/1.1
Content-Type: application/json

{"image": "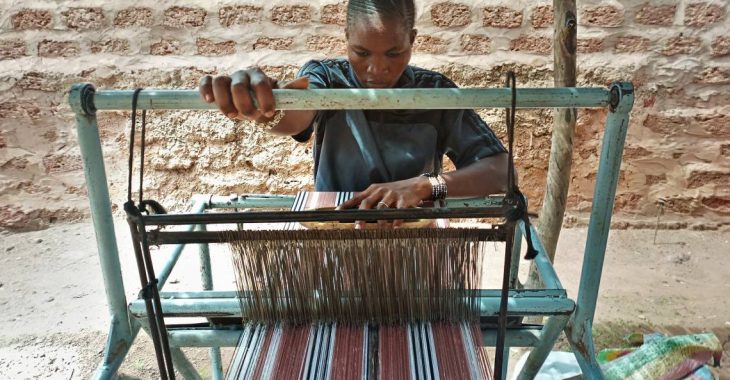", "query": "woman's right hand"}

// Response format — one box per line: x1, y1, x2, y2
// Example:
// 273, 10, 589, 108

199, 67, 309, 122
